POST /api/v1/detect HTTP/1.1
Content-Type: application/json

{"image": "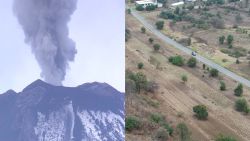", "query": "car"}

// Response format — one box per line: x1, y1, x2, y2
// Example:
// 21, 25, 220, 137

192, 51, 196, 56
